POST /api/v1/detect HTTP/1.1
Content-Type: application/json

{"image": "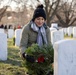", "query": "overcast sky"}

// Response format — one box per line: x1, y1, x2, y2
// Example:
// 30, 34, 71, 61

0, 0, 17, 10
